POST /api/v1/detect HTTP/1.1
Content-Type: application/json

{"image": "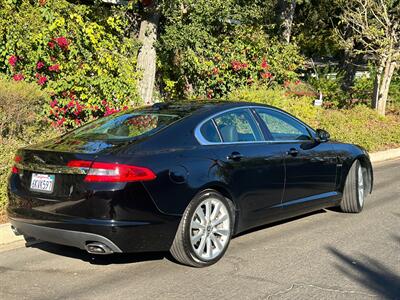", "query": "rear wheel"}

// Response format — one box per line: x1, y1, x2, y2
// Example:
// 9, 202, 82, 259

340, 160, 365, 213
170, 190, 233, 267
